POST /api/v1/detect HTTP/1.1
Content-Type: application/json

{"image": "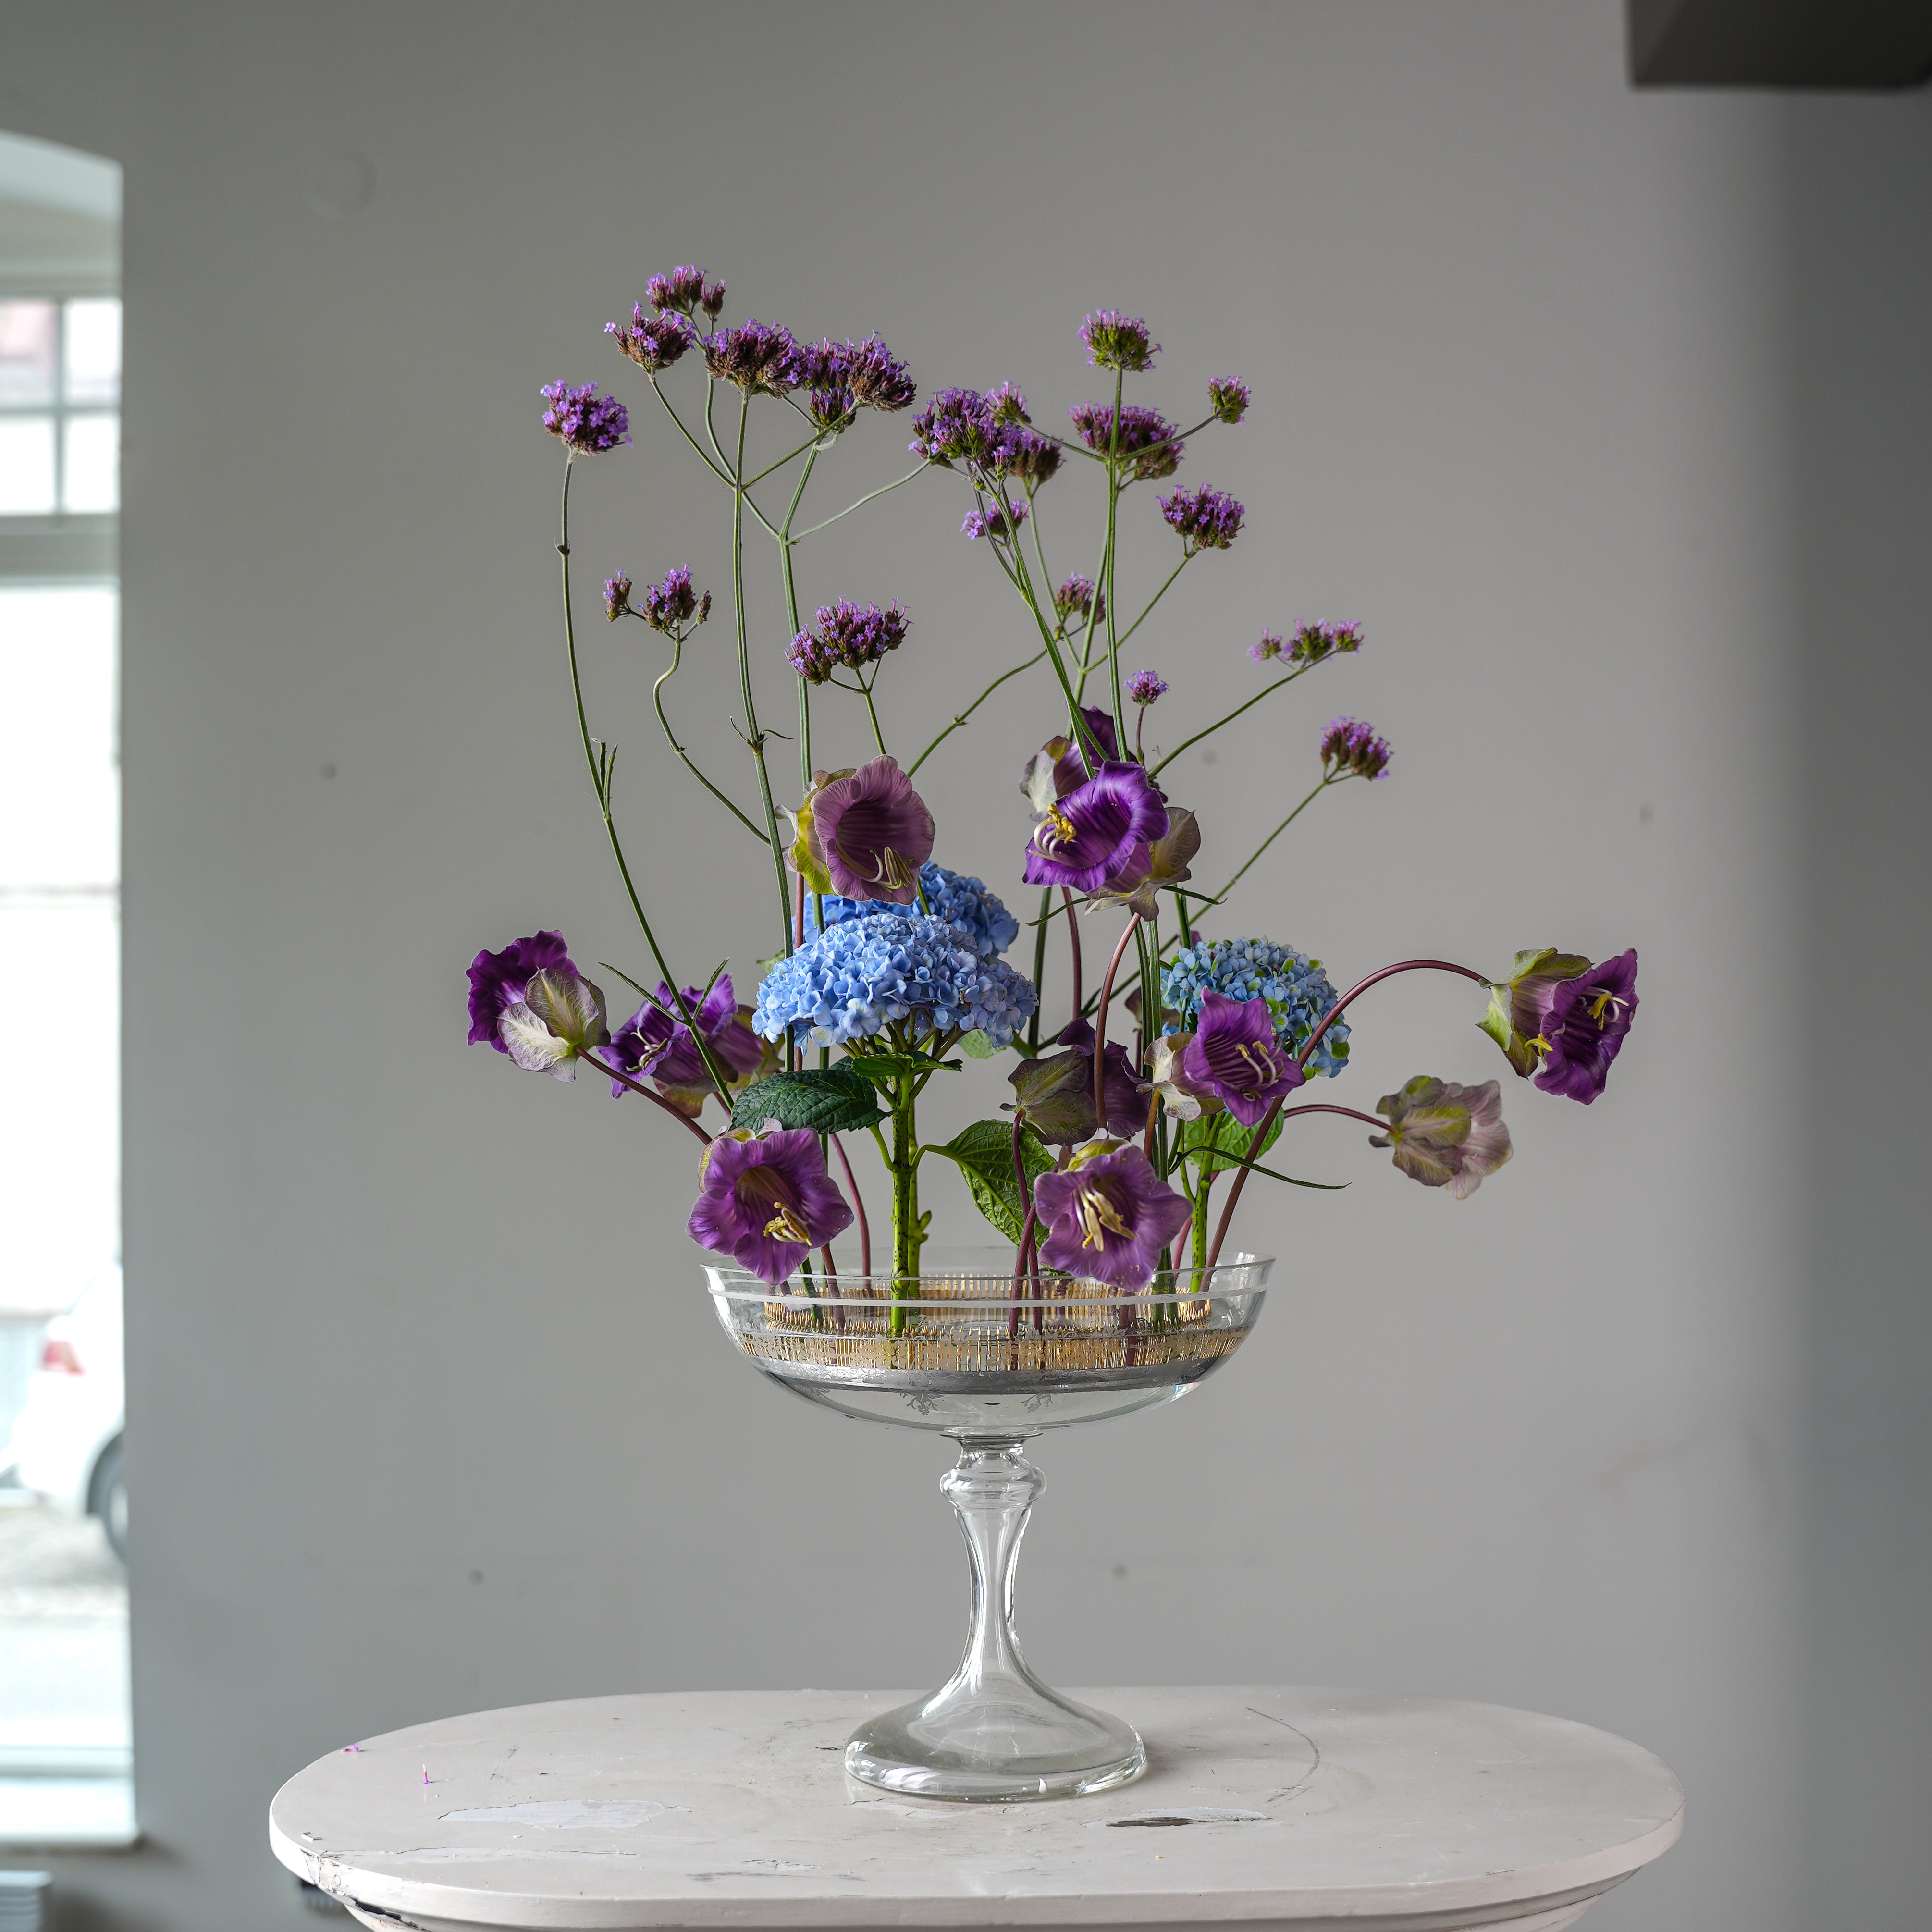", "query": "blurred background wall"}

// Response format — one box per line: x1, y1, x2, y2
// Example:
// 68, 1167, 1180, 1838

0, 1, 1922, 1926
